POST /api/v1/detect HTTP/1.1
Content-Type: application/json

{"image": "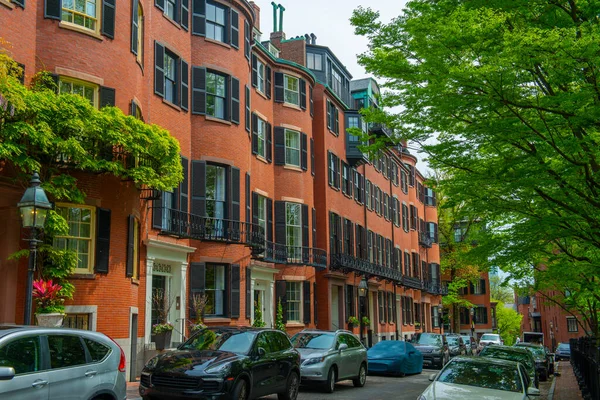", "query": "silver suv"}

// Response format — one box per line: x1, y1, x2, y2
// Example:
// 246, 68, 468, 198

291, 329, 367, 393
0, 325, 127, 400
